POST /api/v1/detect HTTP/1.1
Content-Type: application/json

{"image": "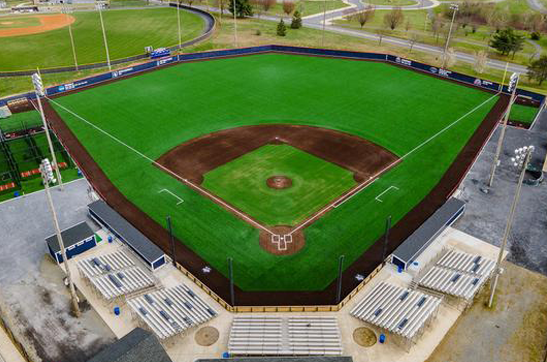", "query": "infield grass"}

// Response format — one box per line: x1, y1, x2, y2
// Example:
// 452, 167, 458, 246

203, 144, 357, 226
0, 8, 205, 72
52, 53, 498, 291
